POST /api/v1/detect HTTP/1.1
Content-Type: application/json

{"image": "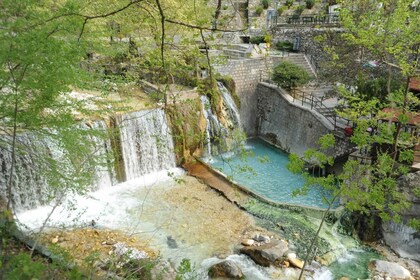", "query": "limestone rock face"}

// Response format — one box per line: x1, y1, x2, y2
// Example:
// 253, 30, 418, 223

369, 260, 412, 280
208, 260, 244, 279
239, 239, 288, 267
383, 171, 420, 261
